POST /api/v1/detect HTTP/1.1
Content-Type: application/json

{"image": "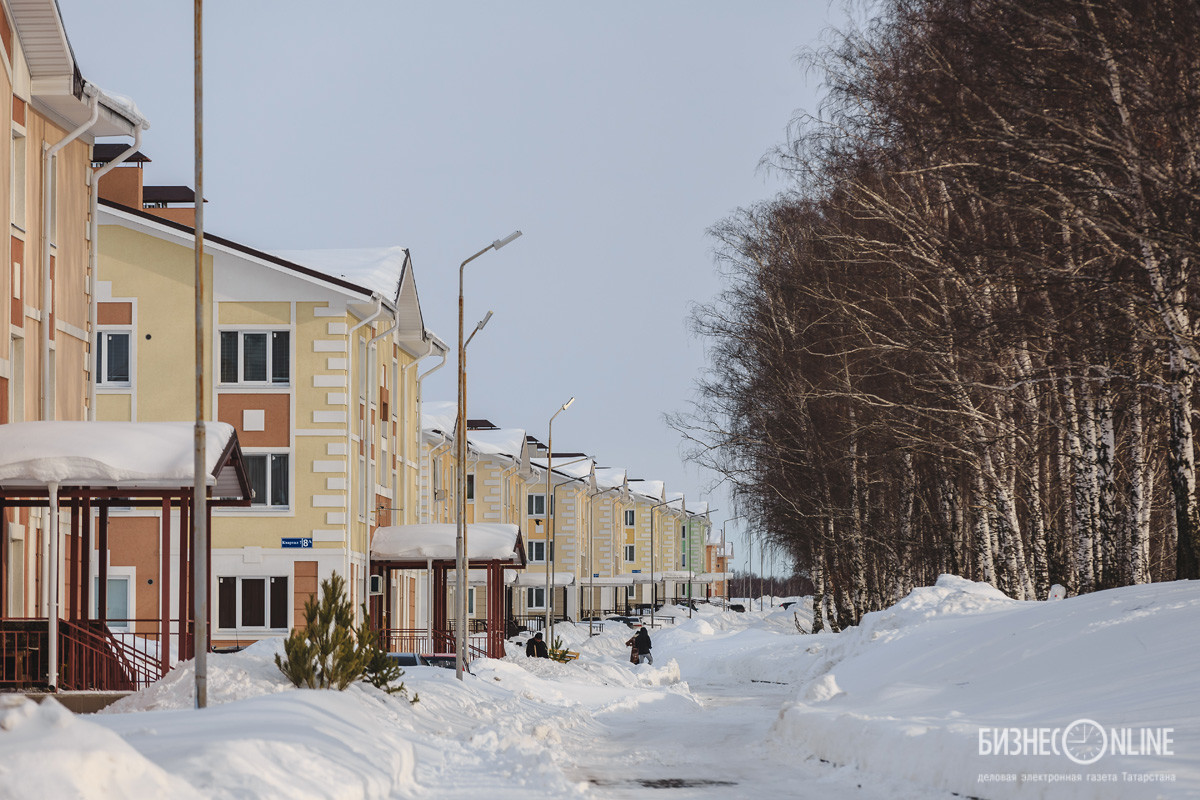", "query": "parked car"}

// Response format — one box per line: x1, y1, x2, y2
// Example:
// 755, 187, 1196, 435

605, 615, 642, 628
728, 603, 746, 613
387, 652, 427, 667
423, 653, 457, 670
